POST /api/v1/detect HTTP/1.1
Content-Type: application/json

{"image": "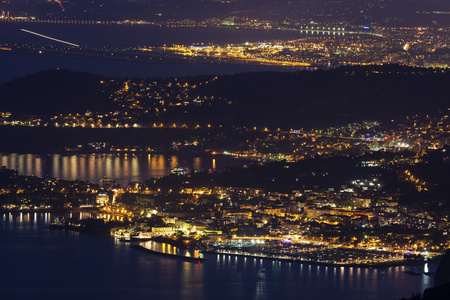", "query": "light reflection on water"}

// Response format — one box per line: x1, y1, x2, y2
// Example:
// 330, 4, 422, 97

0, 212, 438, 300
0, 153, 247, 184
140, 241, 203, 259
